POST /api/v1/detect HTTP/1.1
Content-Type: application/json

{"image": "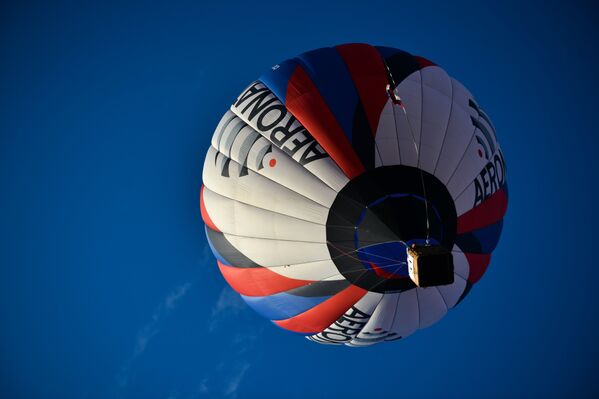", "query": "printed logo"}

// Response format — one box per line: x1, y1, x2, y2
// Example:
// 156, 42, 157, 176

307, 306, 371, 344
469, 99, 506, 207
469, 99, 497, 161
212, 114, 274, 178
233, 82, 329, 166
